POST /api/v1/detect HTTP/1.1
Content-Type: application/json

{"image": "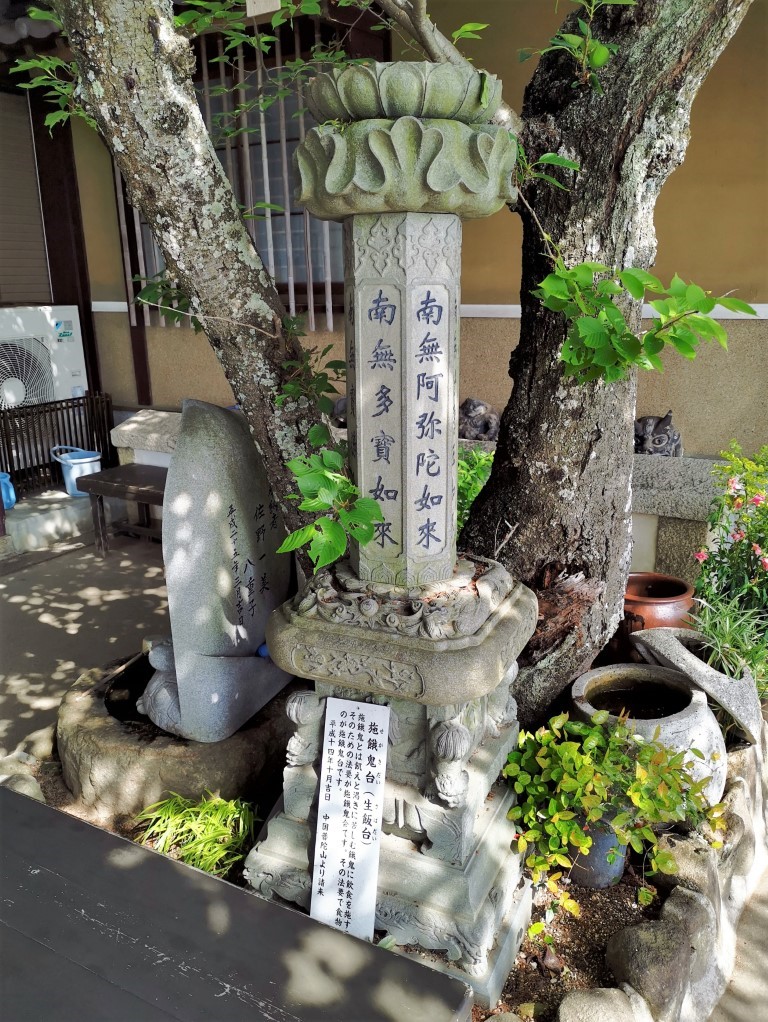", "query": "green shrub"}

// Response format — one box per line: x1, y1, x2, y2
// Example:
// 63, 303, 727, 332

503, 712, 724, 891
690, 595, 768, 705
457, 446, 494, 532
135, 791, 257, 877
